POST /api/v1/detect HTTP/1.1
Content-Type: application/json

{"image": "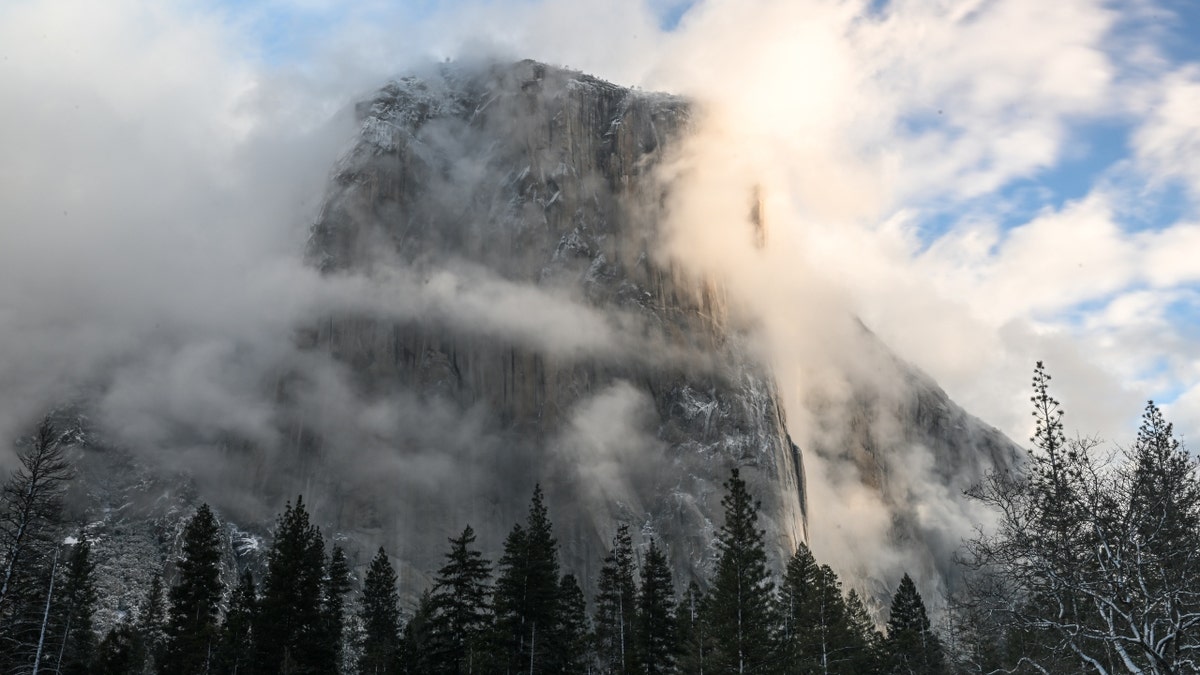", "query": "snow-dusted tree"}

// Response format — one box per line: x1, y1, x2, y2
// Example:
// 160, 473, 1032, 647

52, 535, 99, 675
963, 364, 1200, 674
0, 419, 72, 620
0, 419, 73, 673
